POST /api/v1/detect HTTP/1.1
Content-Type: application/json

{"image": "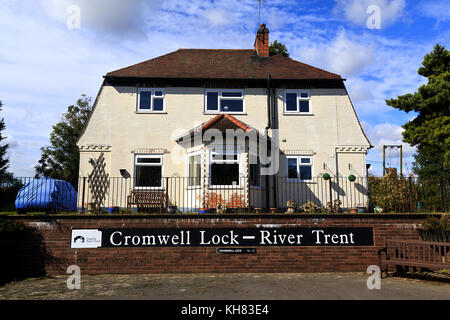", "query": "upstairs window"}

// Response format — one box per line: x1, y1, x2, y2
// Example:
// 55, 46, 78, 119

287, 156, 313, 181
205, 89, 244, 113
284, 90, 311, 114
137, 88, 165, 113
